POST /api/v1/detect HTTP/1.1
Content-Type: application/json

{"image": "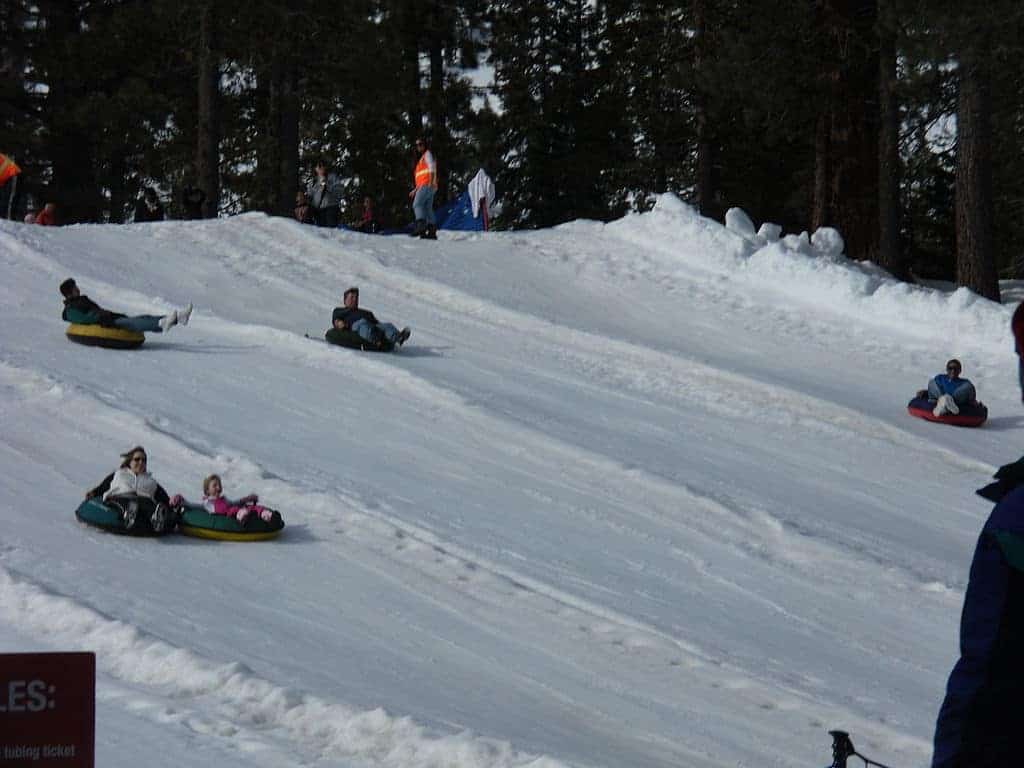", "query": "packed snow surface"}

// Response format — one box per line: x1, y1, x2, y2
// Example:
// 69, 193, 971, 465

2, 196, 1020, 768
